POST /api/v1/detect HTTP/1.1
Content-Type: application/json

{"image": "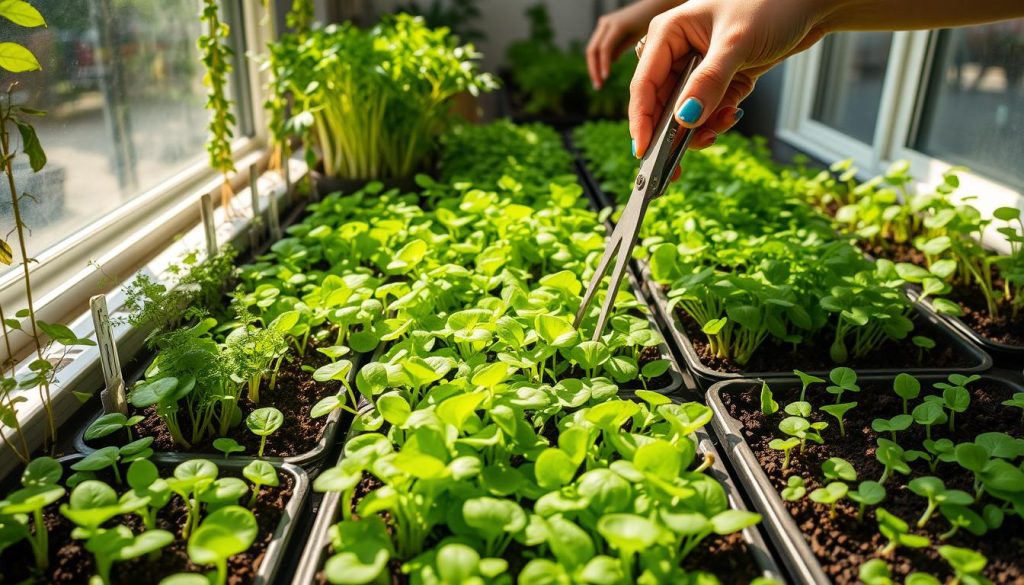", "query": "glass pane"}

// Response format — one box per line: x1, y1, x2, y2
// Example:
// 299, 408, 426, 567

811, 32, 894, 144
914, 23, 1024, 191
0, 0, 248, 275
